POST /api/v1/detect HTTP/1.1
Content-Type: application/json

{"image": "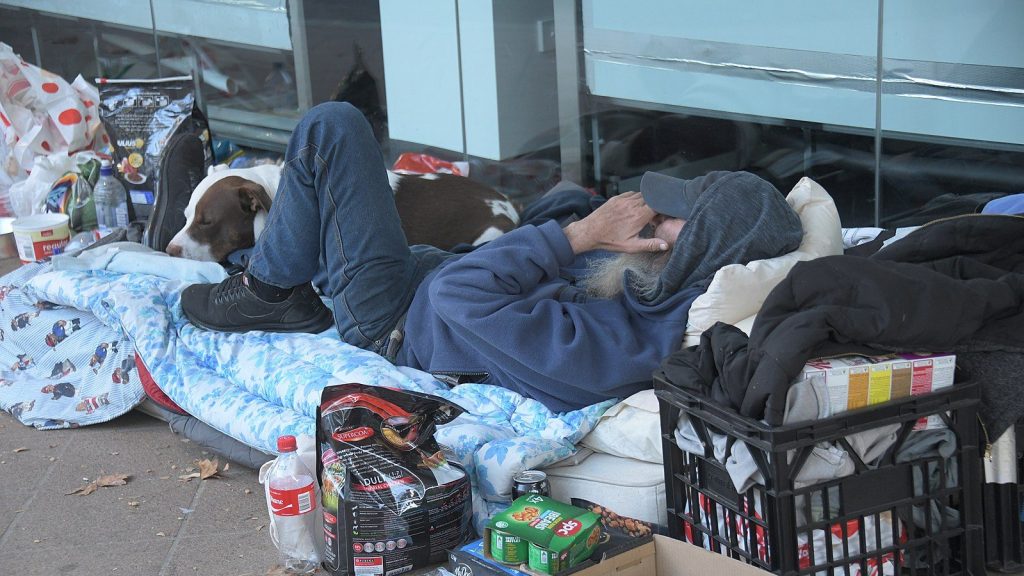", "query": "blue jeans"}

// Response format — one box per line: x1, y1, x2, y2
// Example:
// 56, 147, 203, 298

247, 102, 452, 353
